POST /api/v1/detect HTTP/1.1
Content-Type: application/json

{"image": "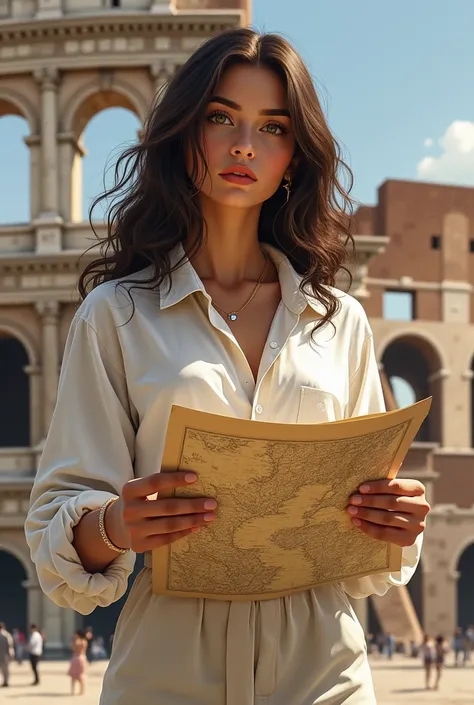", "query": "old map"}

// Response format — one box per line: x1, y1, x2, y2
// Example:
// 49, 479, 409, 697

152, 400, 431, 600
